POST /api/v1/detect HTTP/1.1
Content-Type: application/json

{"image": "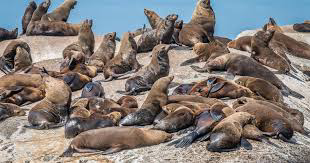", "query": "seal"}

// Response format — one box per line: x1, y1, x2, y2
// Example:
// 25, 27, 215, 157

26, 20, 81, 36
167, 95, 221, 105
14, 46, 33, 72
262, 17, 283, 33
227, 36, 252, 53
0, 28, 18, 42
22, 1, 37, 35
60, 58, 97, 78
234, 76, 284, 103
41, 0, 77, 22
144, 8, 164, 29
69, 105, 90, 119
116, 96, 138, 108
61, 72, 92, 92
251, 30, 290, 73
171, 83, 196, 95
81, 81, 104, 98
0, 74, 43, 88
293, 20, 310, 32
30, 0, 51, 22
207, 112, 255, 152
0, 103, 26, 121
102, 32, 141, 81
119, 76, 174, 126
172, 20, 183, 45
88, 32, 116, 72
60, 127, 172, 157
178, 23, 209, 47
137, 14, 178, 52
118, 44, 170, 95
